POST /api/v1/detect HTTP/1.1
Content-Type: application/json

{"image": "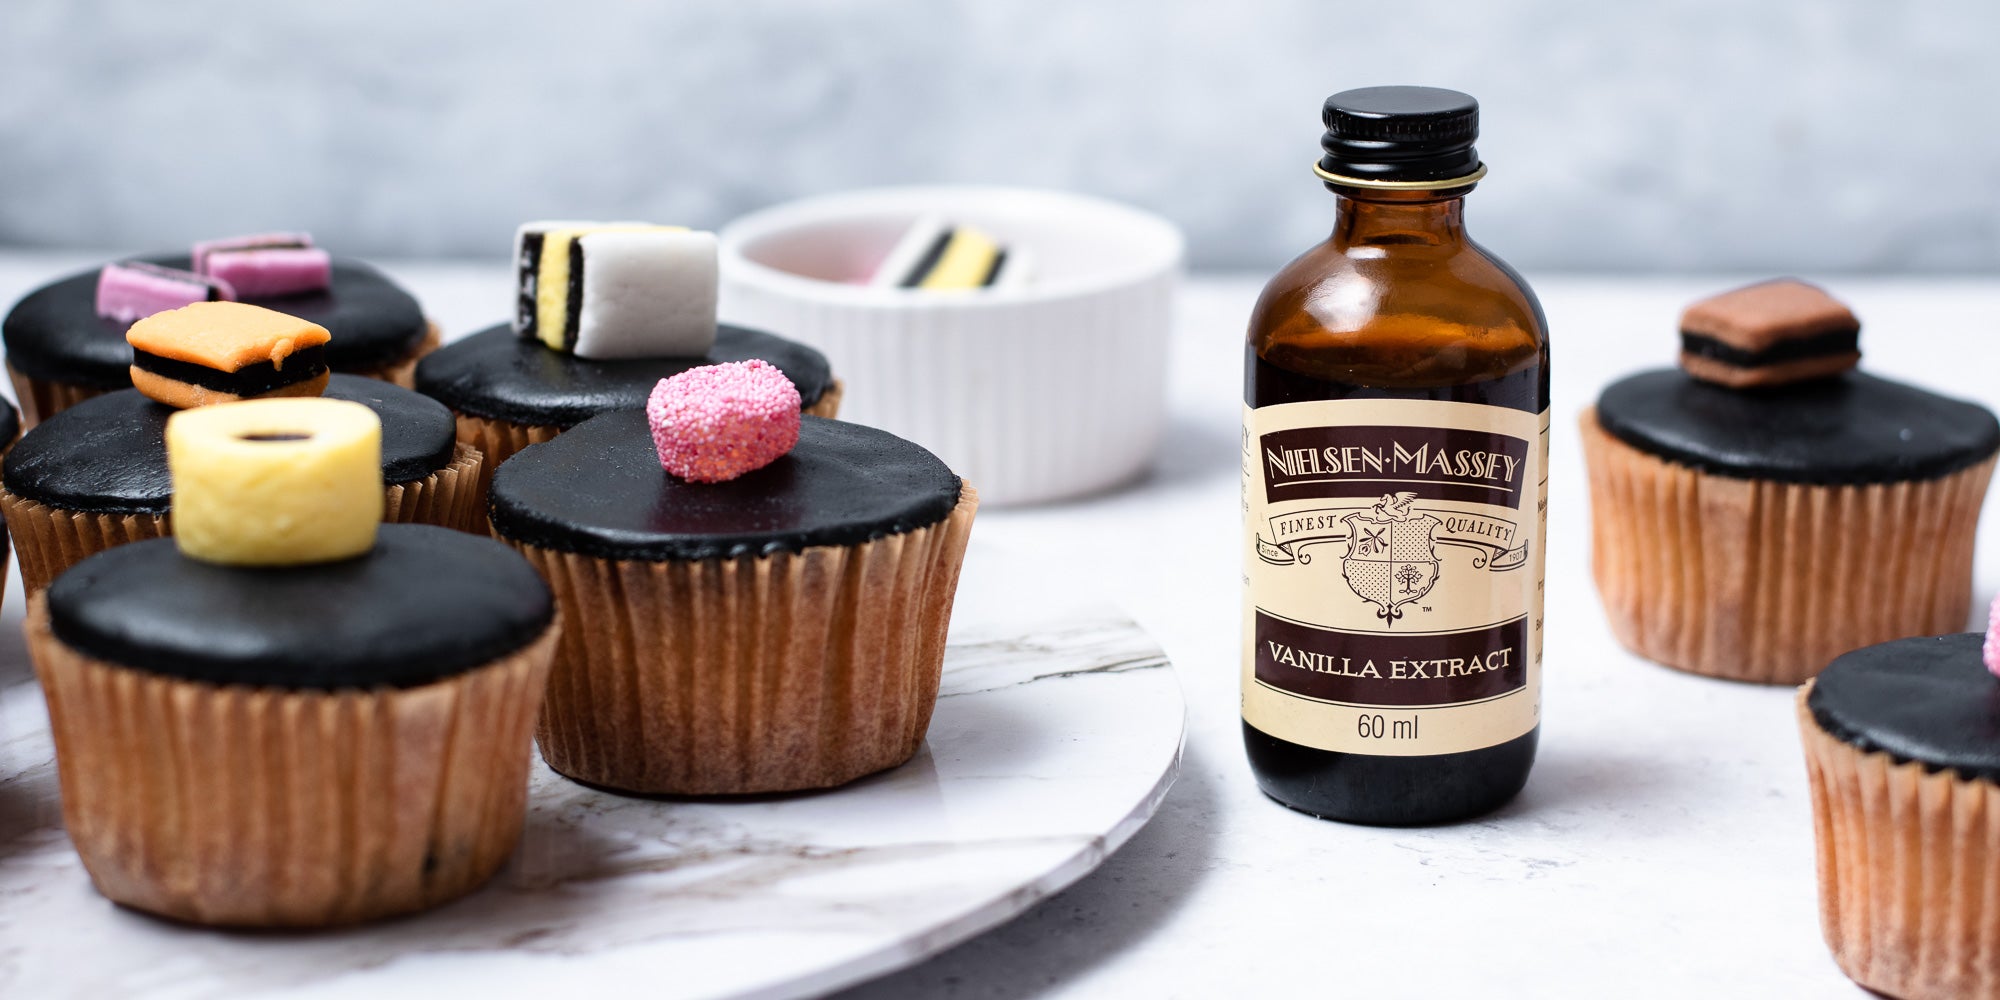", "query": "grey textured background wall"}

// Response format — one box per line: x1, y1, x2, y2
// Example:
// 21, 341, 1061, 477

3, 0, 1995, 273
